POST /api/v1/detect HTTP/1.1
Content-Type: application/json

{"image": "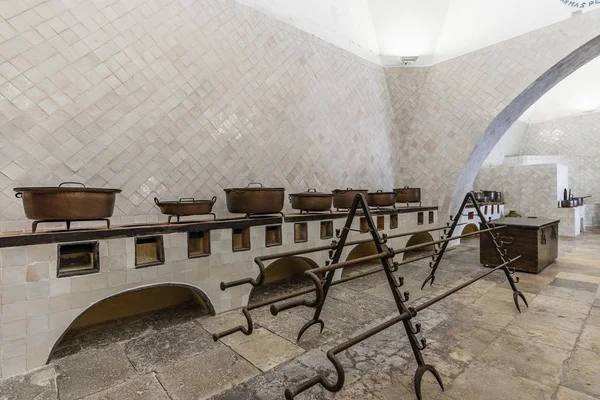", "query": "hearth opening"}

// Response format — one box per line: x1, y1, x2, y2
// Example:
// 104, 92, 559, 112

135, 236, 165, 267
266, 225, 283, 247
321, 221, 334, 239
188, 231, 211, 258
58, 242, 99, 277
429, 211, 434, 224
294, 223, 308, 243
377, 216, 385, 230
461, 223, 480, 242
248, 257, 321, 305
390, 214, 398, 229
233, 227, 251, 251
48, 284, 214, 362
